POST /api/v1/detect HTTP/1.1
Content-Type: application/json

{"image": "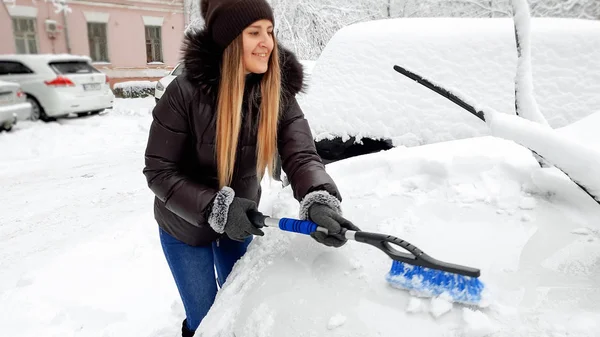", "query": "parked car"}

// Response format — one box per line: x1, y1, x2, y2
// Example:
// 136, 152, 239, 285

0, 54, 114, 121
154, 62, 183, 103
0, 80, 32, 131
